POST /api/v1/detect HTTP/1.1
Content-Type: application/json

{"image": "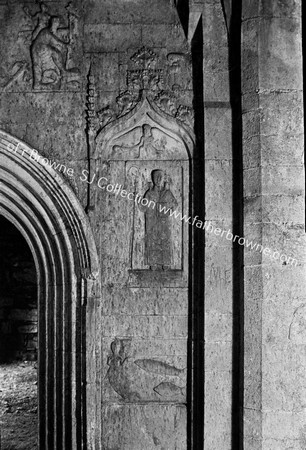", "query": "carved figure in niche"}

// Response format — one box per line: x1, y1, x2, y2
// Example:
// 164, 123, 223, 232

107, 338, 186, 401
24, 2, 51, 40
139, 169, 178, 270
30, 16, 79, 89
138, 124, 165, 156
